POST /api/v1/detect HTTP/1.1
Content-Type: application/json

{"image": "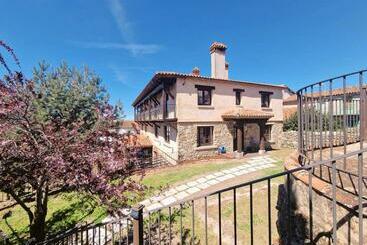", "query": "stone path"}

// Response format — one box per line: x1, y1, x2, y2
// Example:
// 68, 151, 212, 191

140, 155, 278, 212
